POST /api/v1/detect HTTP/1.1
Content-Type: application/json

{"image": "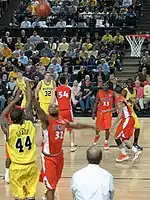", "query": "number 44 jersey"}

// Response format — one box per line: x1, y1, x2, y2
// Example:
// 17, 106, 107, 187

7, 120, 36, 164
